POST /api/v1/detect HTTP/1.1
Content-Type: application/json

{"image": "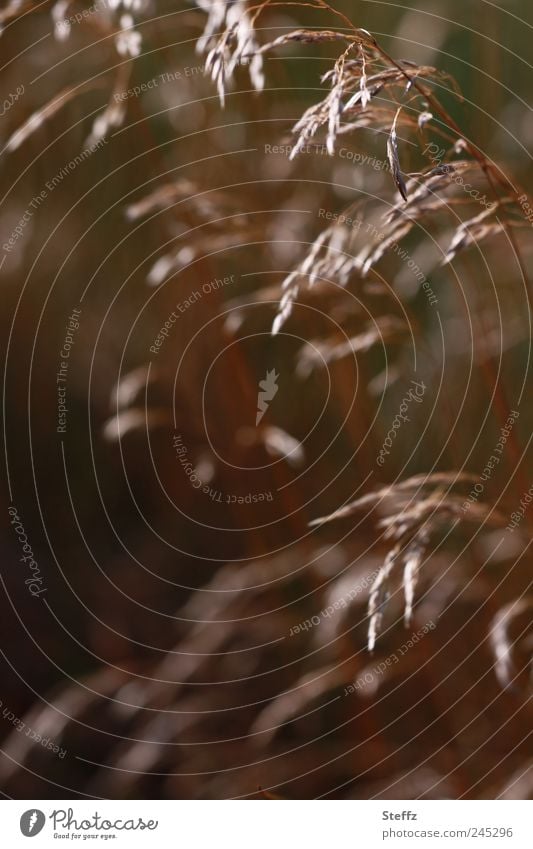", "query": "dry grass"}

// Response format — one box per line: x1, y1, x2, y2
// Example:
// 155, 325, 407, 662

0, 0, 532, 801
